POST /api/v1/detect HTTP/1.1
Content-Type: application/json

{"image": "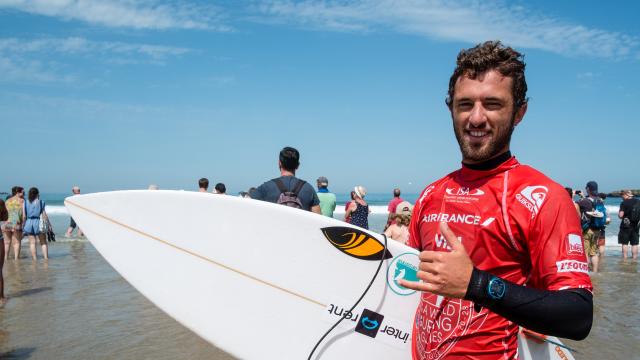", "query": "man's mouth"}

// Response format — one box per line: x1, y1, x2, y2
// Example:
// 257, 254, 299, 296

466, 130, 490, 139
